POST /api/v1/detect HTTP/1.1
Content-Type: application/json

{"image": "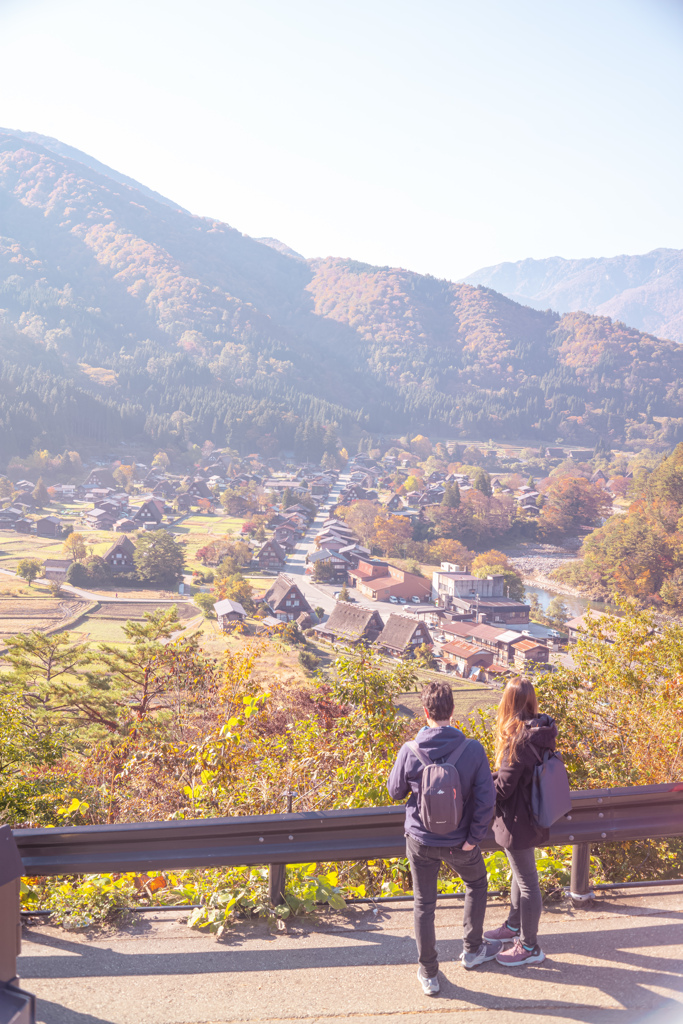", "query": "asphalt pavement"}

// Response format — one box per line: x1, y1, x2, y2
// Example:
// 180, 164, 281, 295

19, 889, 683, 1024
